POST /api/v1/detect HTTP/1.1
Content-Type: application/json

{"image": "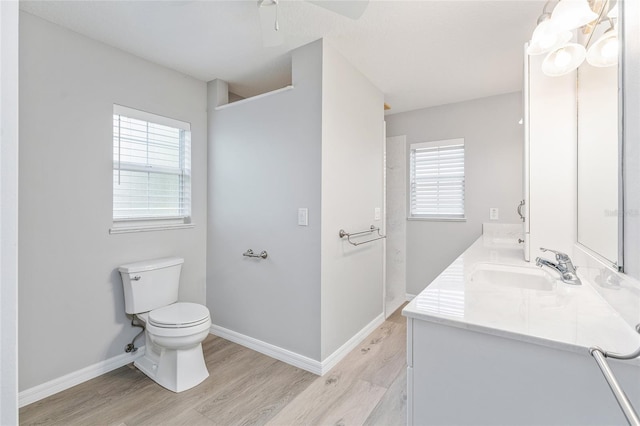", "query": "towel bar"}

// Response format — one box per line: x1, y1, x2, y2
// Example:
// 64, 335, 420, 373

589, 324, 640, 426
338, 225, 386, 247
